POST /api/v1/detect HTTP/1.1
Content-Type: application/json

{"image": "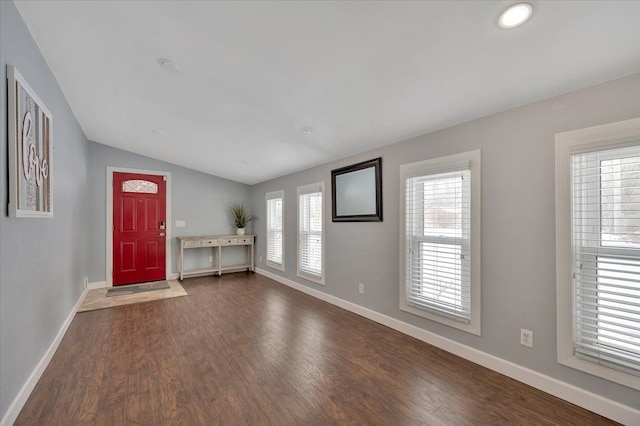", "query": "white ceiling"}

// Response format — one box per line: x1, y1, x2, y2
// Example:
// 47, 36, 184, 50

15, 1, 640, 184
